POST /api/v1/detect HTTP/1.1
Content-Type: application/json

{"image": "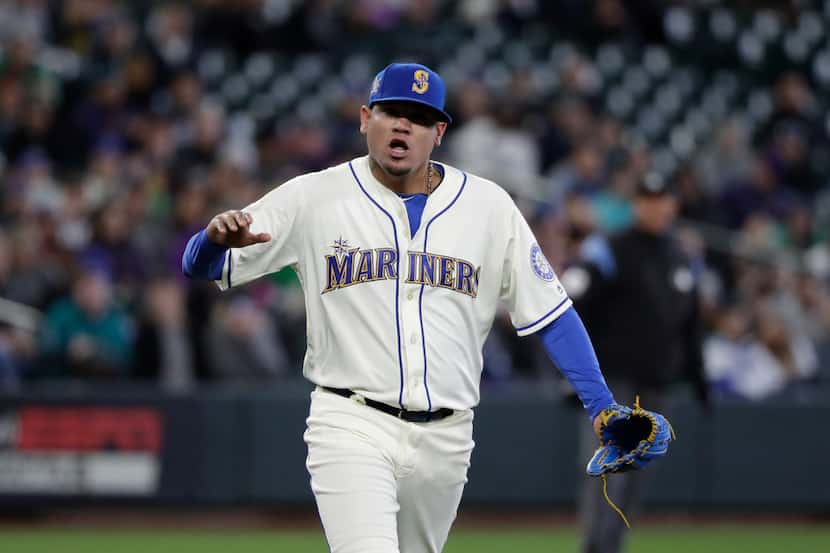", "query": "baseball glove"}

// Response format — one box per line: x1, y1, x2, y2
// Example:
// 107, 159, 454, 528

586, 396, 675, 477
586, 396, 675, 528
